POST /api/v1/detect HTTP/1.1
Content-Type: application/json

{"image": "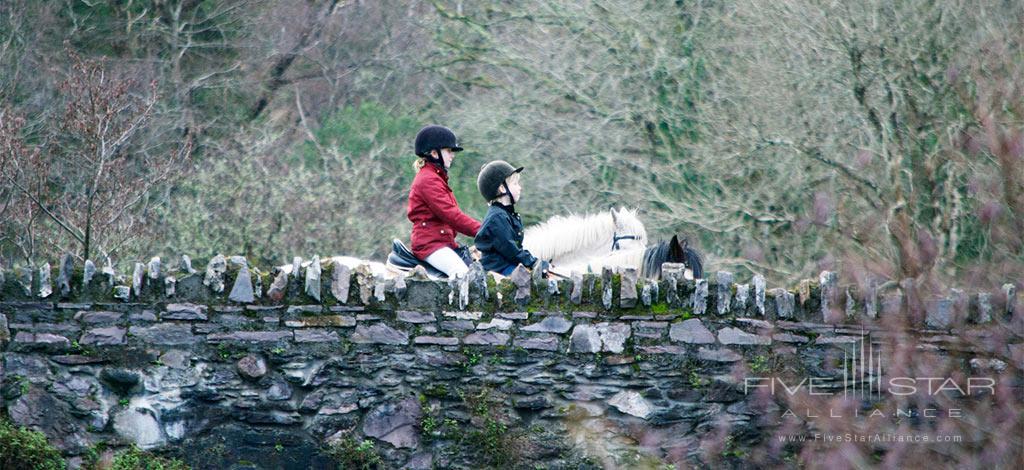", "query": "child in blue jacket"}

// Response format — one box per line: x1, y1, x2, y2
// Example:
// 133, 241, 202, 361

474, 160, 539, 276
